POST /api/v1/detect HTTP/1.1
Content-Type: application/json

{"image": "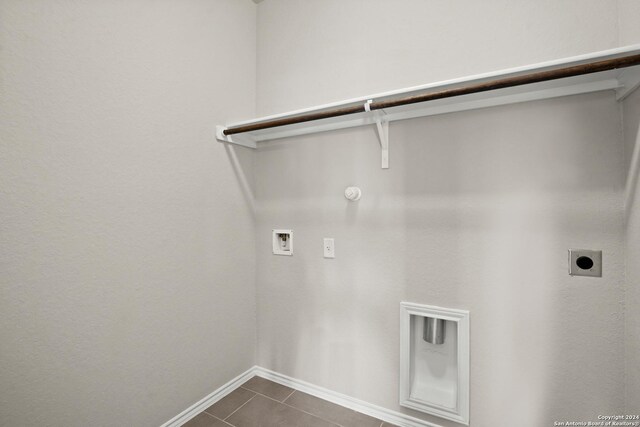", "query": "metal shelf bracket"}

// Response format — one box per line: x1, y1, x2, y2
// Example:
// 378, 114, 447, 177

365, 100, 389, 169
